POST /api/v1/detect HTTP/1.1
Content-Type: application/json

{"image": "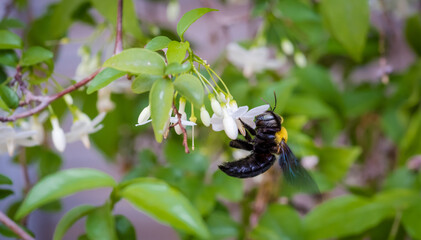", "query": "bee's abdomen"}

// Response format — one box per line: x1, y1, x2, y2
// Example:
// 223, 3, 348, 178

218, 153, 276, 178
